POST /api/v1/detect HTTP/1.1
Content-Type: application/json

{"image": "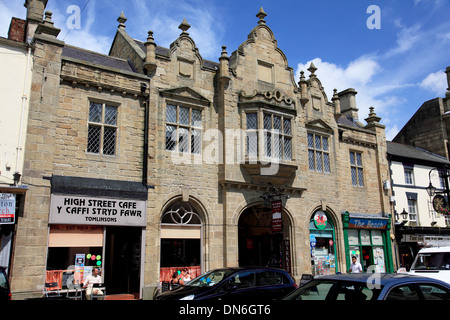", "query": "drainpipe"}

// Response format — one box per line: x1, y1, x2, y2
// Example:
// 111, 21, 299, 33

141, 82, 154, 189
14, 45, 33, 184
